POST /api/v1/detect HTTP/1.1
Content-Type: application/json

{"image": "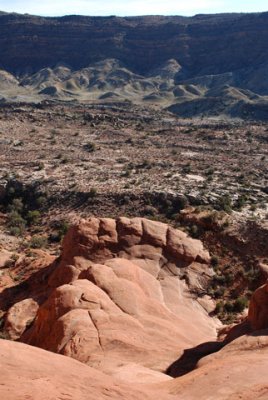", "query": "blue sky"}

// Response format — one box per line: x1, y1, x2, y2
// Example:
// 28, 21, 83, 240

0, 0, 267, 17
